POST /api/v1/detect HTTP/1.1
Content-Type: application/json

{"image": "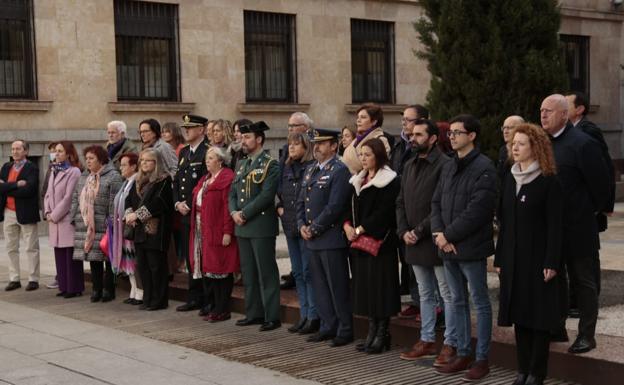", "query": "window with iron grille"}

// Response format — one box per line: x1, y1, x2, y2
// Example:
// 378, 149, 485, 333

560, 34, 590, 97
114, 0, 180, 101
0, 0, 36, 99
244, 11, 297, 103
351, 19, 395, 104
